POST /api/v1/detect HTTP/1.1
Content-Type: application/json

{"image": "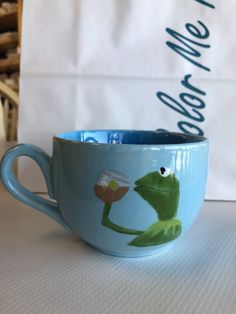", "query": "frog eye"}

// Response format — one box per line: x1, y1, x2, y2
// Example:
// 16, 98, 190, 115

159, 167, 171, 177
